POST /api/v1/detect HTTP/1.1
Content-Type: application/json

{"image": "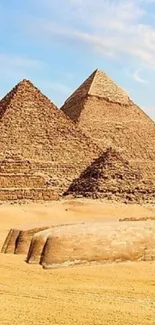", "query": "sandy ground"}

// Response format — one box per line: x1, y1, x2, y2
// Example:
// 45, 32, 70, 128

0, 199, 155, 324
